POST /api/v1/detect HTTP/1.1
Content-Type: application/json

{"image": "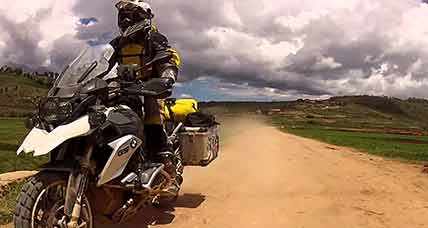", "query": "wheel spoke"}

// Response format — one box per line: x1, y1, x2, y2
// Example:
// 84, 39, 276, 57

31, 184, 70, 228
